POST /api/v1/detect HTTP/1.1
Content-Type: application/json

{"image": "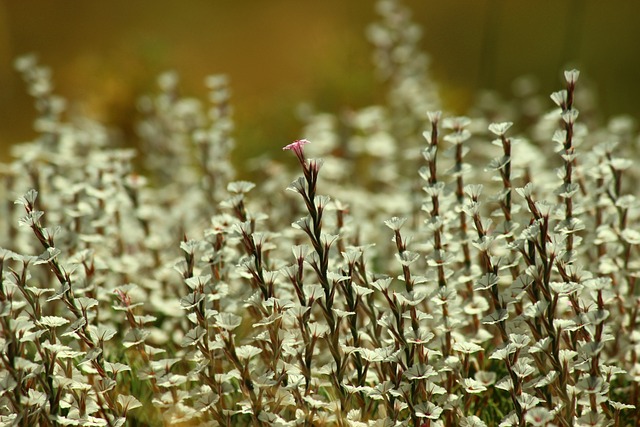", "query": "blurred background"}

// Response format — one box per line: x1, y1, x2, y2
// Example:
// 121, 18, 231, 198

1, 0, 639, 162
